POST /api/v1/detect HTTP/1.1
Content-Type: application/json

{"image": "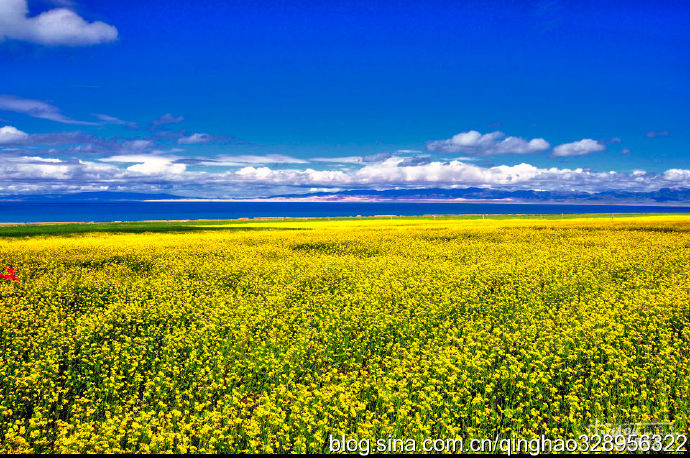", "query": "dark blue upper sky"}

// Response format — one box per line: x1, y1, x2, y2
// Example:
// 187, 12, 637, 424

0, 0, 688, 197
